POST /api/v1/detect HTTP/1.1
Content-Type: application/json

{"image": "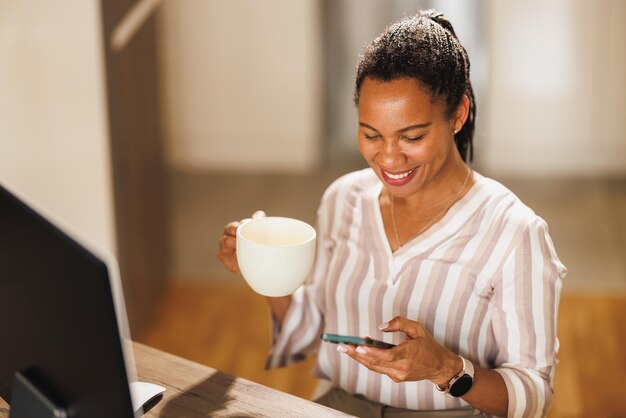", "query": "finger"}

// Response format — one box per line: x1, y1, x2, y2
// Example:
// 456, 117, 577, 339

219, 234, 236, 250
335, 343, 355, 355
217, 248, 240, 273
224, 262, 240, 273
337, 343, 396, 365
217, 254, 239, 273
354, 345, 397, 363
224, 221, 240, 237
379, 316, 423, 339
237, 211, 265, 231
340, 346, 400, 377
252, 210, 266, 219
353, 345, 414, 382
